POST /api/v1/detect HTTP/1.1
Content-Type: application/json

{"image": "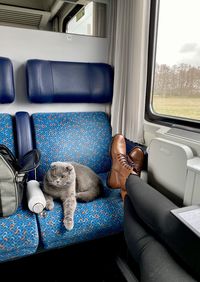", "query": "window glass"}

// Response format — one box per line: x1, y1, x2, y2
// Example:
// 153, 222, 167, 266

66, 1, 106, 37
152, 0, 200, 121
67, 2, 93, 36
